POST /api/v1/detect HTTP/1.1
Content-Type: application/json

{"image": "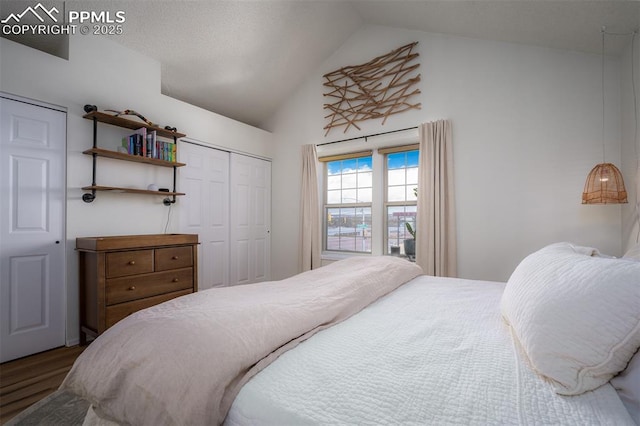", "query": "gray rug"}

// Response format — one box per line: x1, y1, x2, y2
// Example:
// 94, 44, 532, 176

6, 390, 89, 426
